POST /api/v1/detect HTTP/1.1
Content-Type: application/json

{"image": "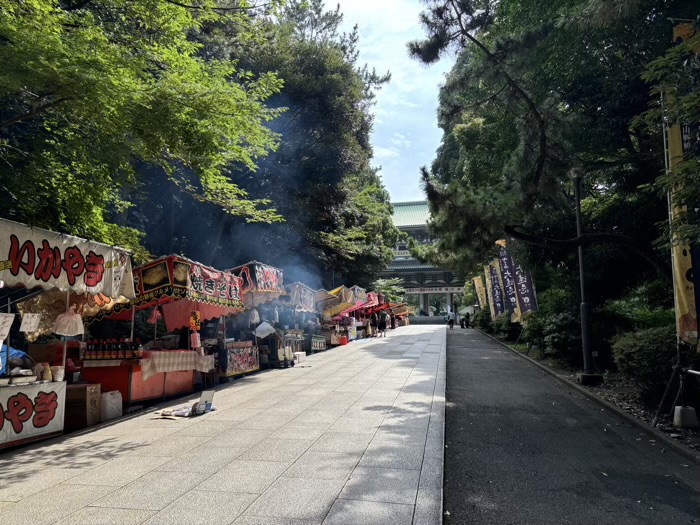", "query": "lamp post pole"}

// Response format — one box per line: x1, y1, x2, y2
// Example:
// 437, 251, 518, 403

572, 172, 595, 376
